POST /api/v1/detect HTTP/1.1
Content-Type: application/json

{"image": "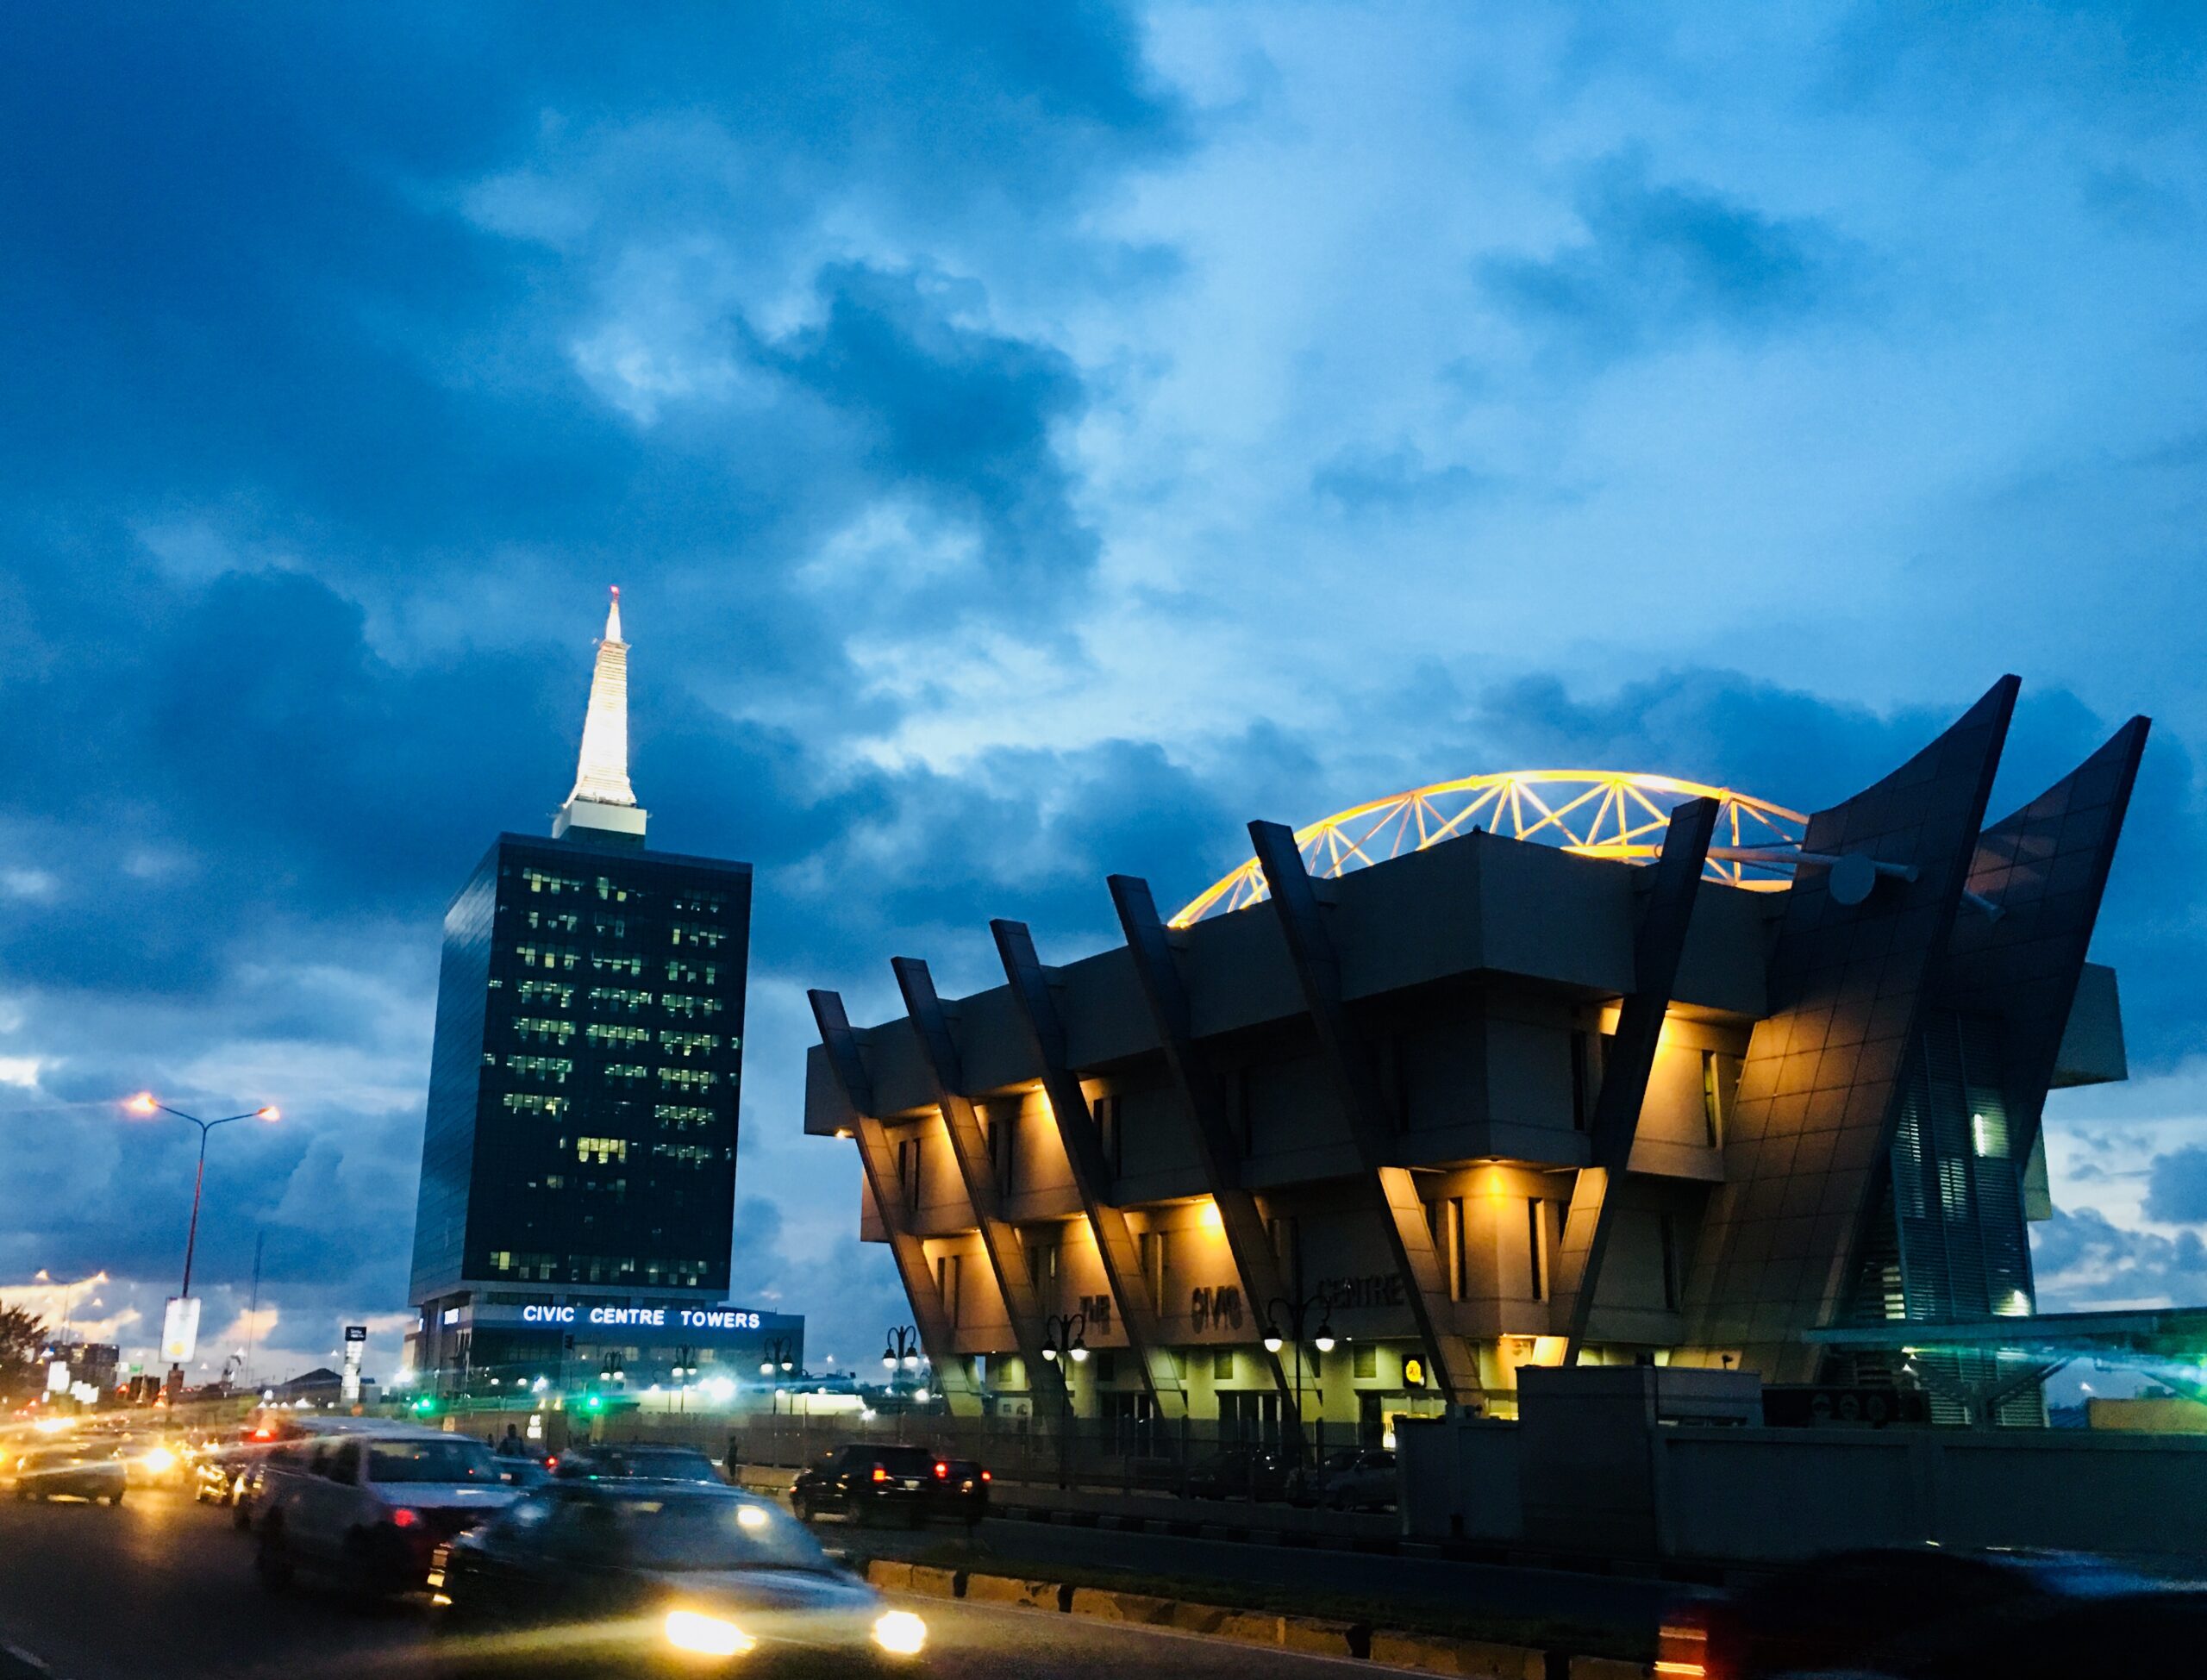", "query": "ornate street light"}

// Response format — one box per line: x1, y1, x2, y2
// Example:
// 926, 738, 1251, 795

1263, 1290, 1336, 1456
